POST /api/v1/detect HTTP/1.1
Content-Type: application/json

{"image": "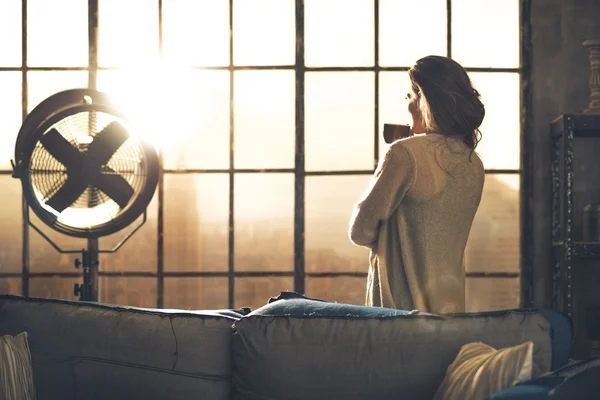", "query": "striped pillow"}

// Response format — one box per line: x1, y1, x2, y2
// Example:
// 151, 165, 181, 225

0, 332, 36, 400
